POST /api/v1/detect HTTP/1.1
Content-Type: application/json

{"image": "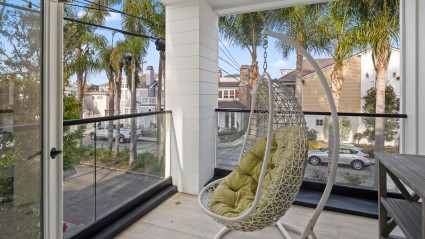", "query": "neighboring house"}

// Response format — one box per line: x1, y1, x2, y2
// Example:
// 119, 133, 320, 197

279, 48, 400, 145
217, 66, 250, 131
64, 83, 78, 97
82, 84, 110, 118
120, 66, 163, 129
